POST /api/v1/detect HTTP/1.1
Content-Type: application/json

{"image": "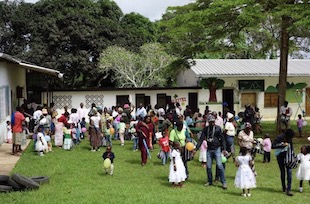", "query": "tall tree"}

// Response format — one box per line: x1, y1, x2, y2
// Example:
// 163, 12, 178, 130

120, 12, 158, 52
159, 0, 310, 131
0, 0, 158, 88
98, 43, 175, 88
